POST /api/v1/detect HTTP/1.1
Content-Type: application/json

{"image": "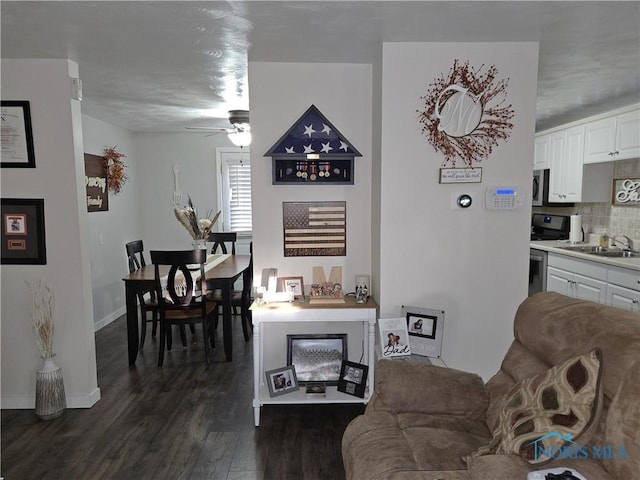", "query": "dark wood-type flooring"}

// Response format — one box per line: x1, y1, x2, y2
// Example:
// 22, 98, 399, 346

1, 313, 365, 479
